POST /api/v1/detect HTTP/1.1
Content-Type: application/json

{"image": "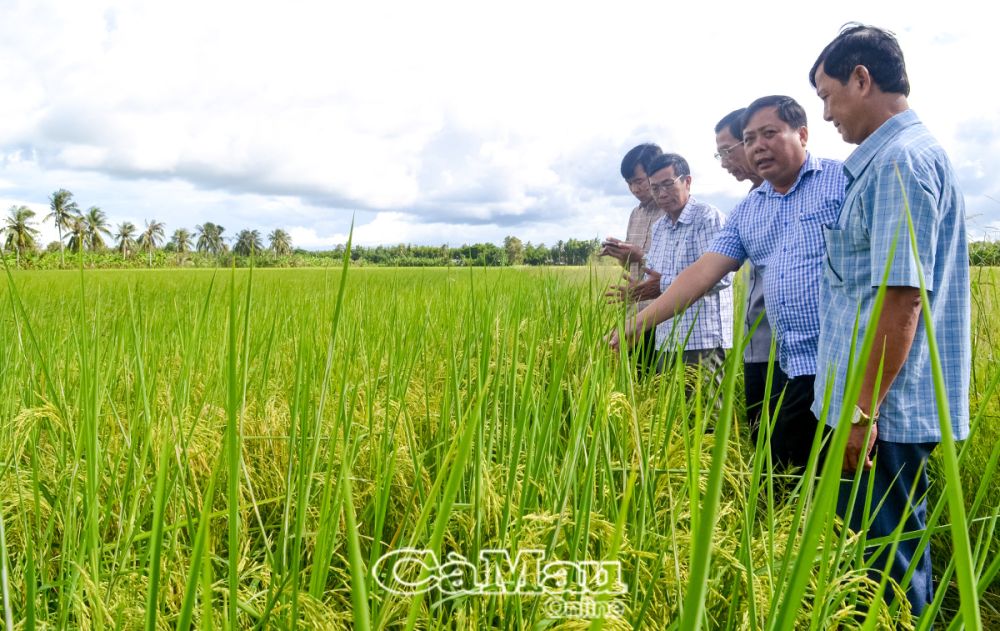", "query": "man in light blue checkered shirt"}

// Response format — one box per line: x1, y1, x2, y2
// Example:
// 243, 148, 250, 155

642, 153, 733, 366
811, 24, 970, 616
608, 96, 847, 468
